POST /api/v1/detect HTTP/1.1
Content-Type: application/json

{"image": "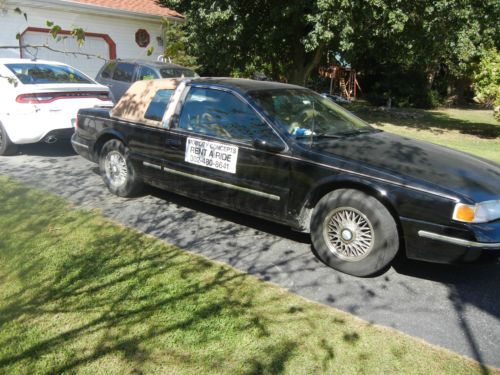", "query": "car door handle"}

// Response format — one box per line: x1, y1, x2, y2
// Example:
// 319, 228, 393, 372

166, 138, 182, 149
